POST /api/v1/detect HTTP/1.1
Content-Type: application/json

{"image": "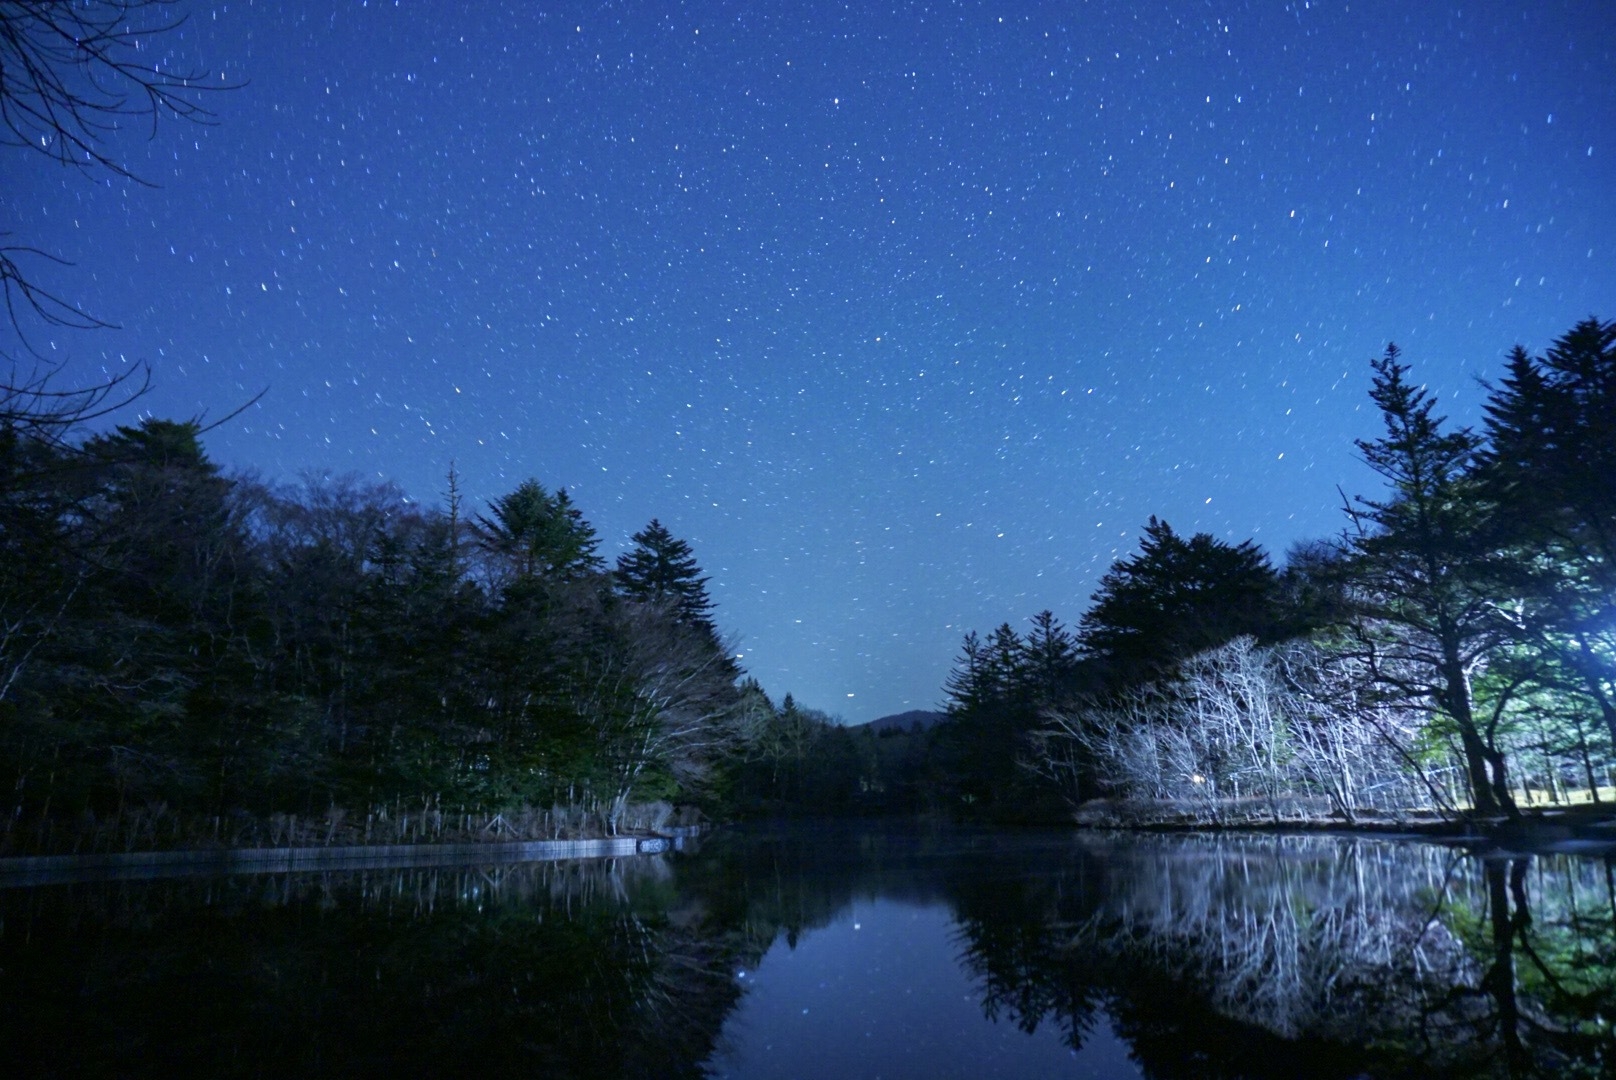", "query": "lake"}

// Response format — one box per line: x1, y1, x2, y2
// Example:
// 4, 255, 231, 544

1, 825, 1611, 1078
